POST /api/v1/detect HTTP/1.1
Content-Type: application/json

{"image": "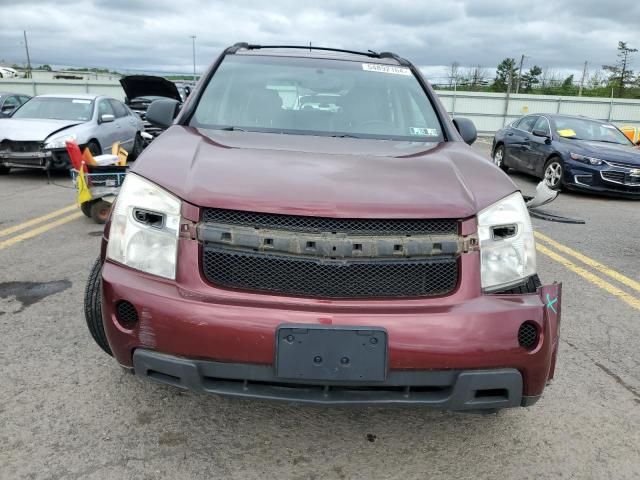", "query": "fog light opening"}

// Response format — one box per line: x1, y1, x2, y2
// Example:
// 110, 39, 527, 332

115, 300, 139, 328
518, 321, 539, 351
